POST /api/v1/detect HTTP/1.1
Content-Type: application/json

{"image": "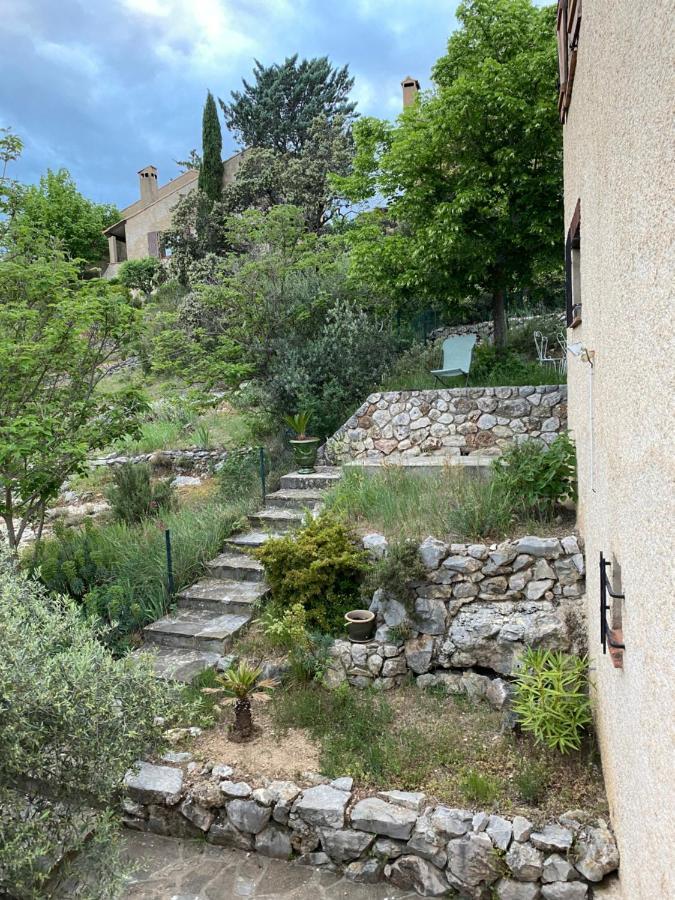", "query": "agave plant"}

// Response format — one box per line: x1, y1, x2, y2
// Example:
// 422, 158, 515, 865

283, 411, 312, 440
205, 661, 277, 742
